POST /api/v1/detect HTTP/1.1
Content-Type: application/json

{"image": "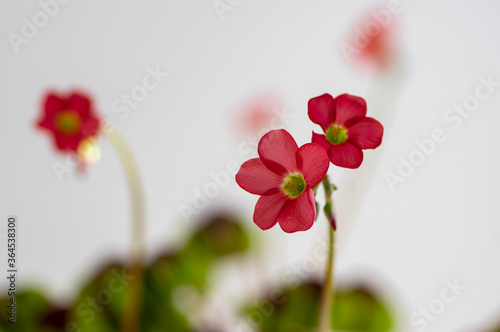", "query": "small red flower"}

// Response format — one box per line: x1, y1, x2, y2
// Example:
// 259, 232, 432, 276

358, 22, 393, 70
36, 91, 100, 153
347, 11, 398, 72
308, 93, 383, 169
234, 93, 283, 136
236, 129, 329, 233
